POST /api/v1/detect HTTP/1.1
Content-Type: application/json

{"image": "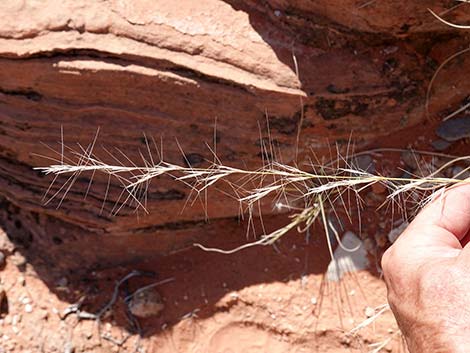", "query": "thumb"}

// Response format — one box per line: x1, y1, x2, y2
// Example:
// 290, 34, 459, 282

401, 183, 470, 250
